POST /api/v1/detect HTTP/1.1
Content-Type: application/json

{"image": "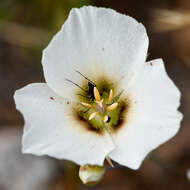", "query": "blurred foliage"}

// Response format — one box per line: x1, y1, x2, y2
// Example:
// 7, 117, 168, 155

0, 0, 92, 31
